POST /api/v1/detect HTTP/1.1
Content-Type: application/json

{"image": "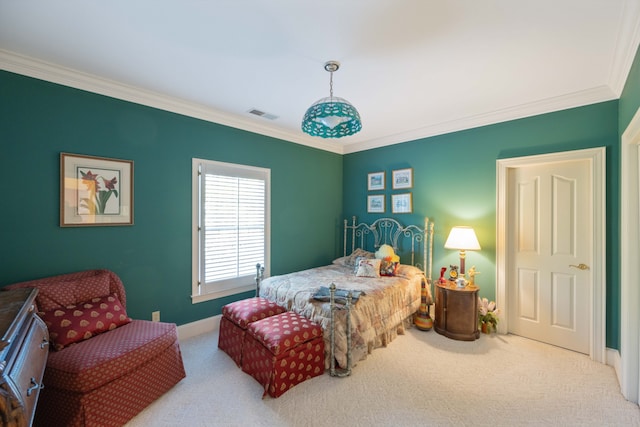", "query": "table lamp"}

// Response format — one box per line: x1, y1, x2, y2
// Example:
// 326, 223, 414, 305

444, 226, 481, 278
